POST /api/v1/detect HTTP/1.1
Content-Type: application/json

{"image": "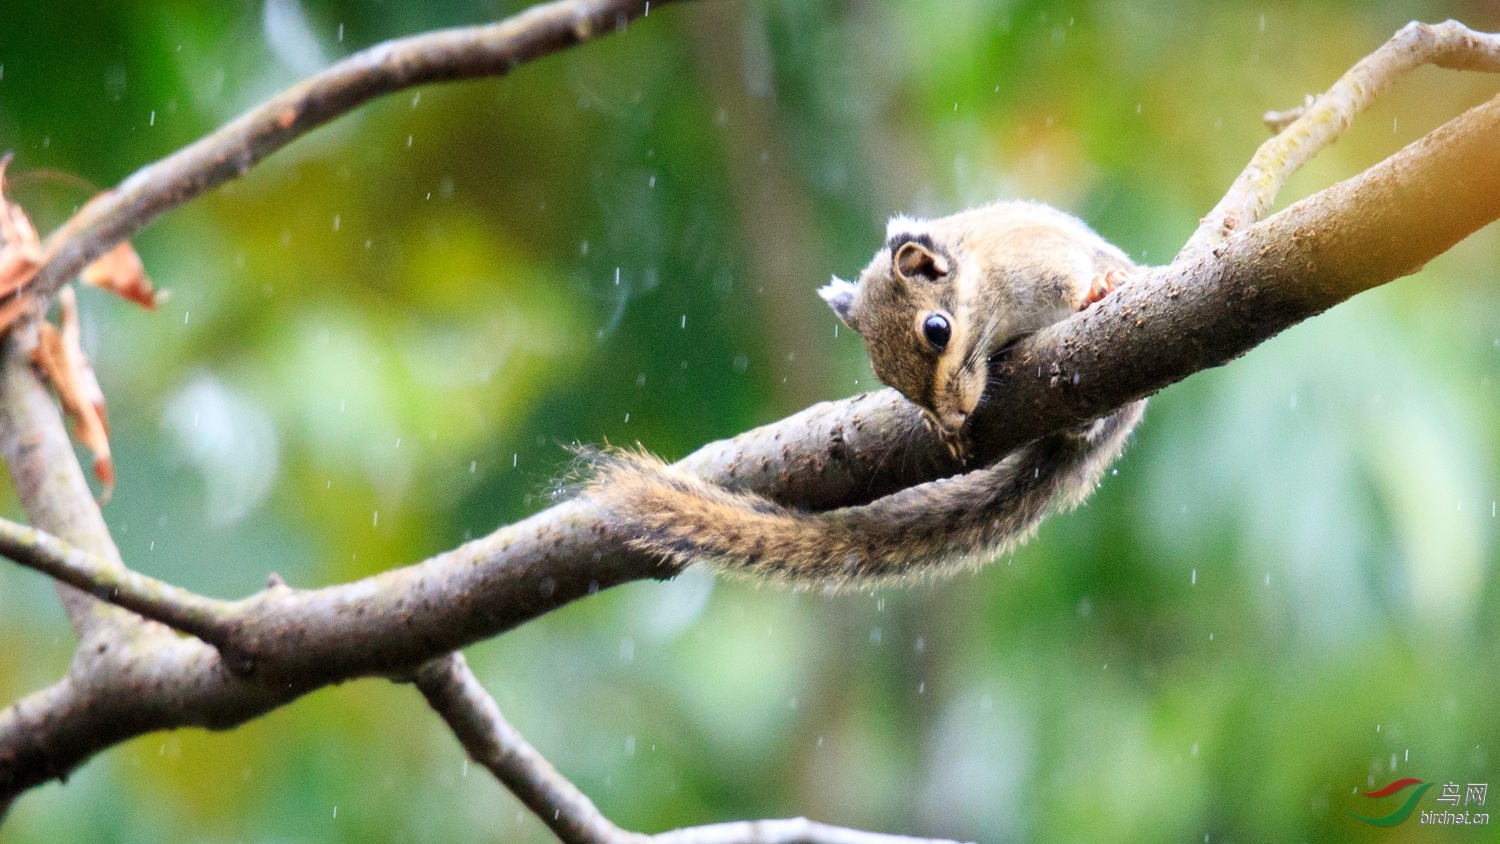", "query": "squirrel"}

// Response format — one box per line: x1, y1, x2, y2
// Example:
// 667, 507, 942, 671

586, 200, 1146, 587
